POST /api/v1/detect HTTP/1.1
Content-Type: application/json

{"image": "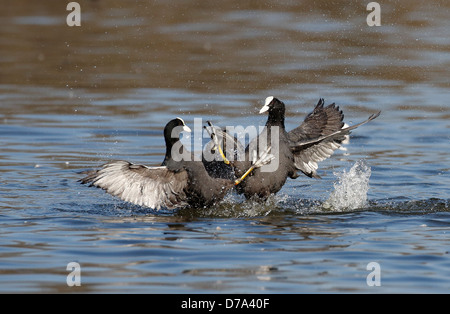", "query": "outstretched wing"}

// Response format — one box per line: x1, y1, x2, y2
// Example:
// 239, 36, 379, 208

288, 99, 380, 178
288, 98, 345, 142
80, 161, 189, 209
